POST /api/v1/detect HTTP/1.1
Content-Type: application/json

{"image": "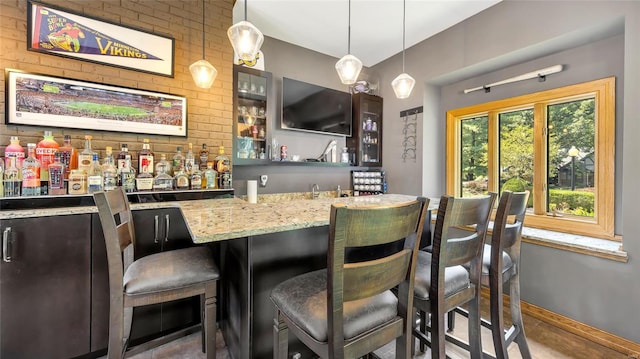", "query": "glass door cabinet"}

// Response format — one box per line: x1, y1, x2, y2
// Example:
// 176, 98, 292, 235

233, 65, 273, 165
349, 93, 383, 167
